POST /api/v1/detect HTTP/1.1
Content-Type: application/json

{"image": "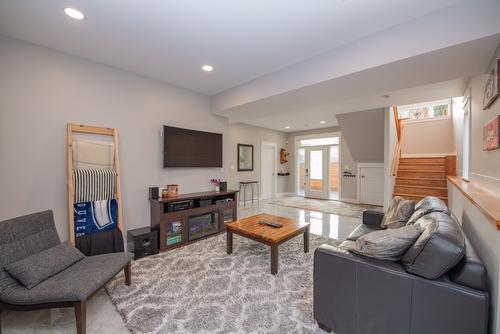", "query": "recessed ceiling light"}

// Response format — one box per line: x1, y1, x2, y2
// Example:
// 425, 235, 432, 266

285, 126, 290, 129
320, 121, 326, 124
64, 7, 85, 20
202, 65, 213, 72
